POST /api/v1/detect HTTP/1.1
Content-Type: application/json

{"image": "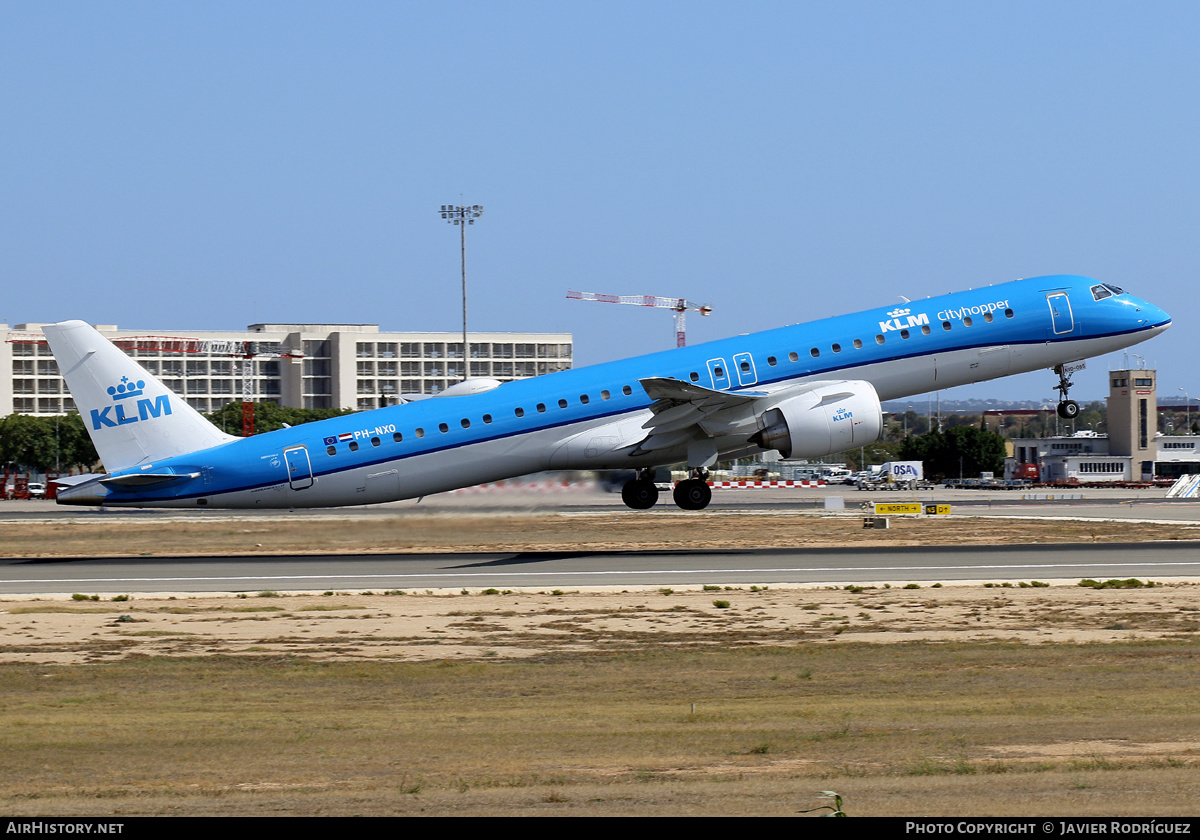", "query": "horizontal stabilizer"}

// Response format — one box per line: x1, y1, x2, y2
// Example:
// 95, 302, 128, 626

99, 472, 201, 488
50, 473, 106, 488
